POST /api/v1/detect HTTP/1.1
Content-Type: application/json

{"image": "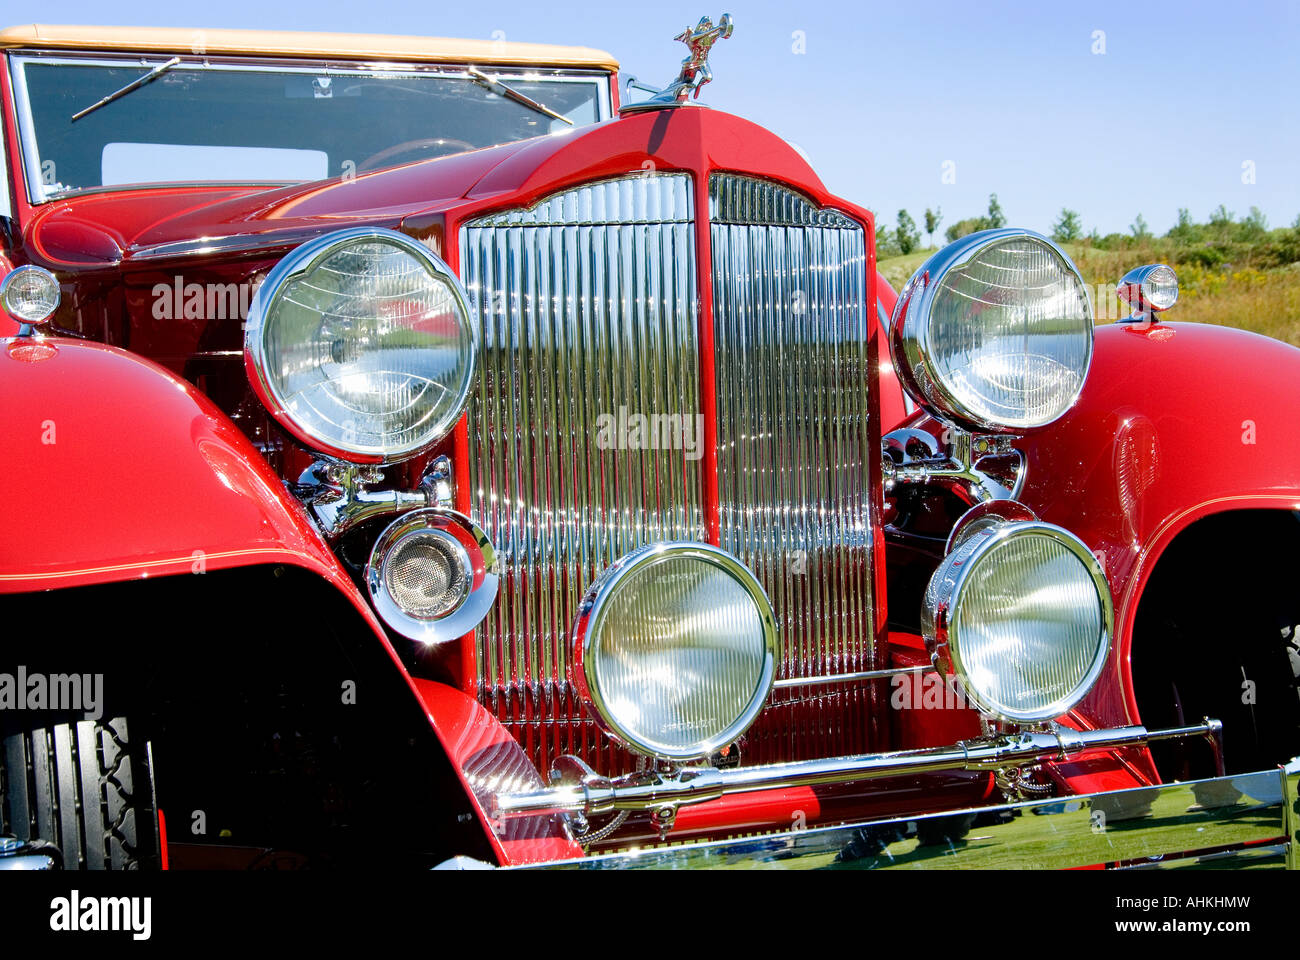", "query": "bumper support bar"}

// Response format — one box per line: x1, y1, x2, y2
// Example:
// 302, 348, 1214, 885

494, 719, 1223, 818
